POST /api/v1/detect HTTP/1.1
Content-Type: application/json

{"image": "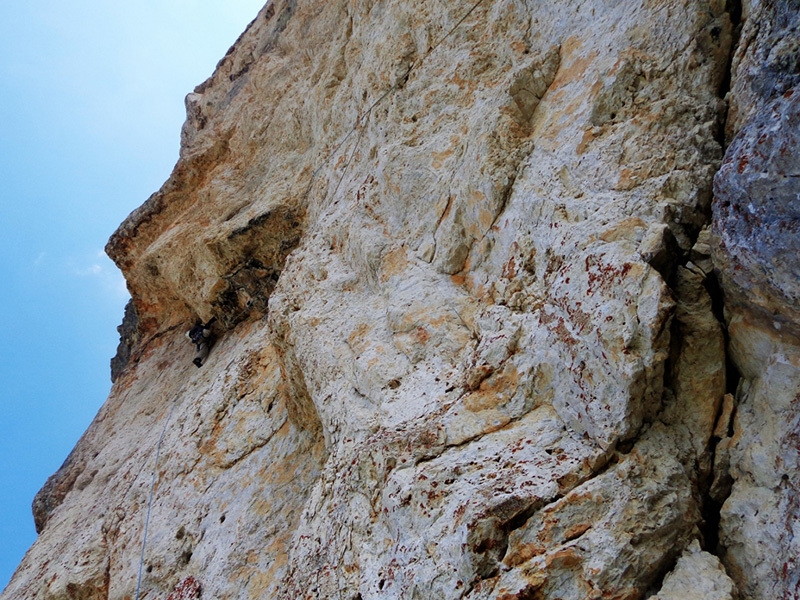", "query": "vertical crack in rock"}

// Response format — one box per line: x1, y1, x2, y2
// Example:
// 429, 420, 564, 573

642, 2, 743, 588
